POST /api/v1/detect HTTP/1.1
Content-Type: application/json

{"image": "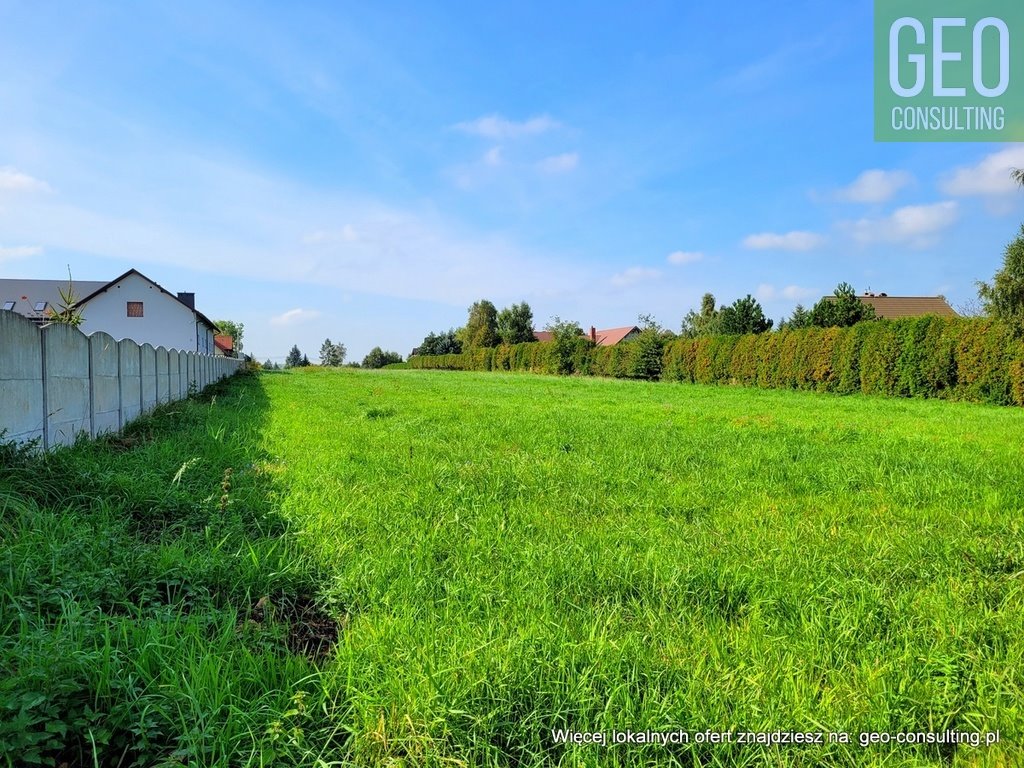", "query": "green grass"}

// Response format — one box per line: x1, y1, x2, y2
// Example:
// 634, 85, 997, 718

3, 368, 1024, 766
